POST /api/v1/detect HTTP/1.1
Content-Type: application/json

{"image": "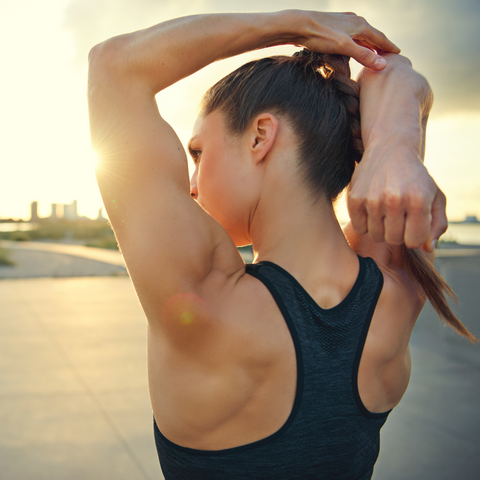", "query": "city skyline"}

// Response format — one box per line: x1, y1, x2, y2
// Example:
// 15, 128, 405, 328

2, 0, 480, 223
0, 200, 105, 223
0, 199, 477, 226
